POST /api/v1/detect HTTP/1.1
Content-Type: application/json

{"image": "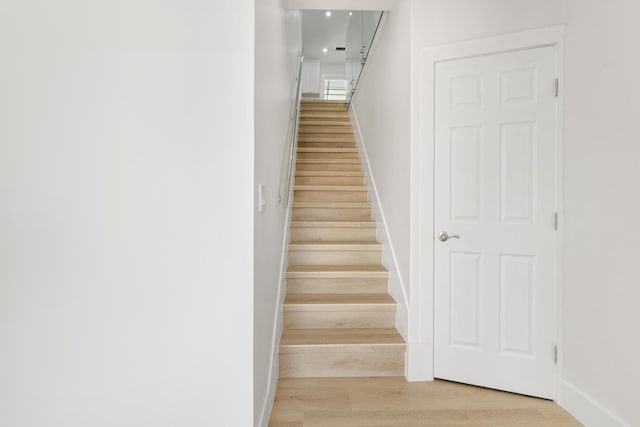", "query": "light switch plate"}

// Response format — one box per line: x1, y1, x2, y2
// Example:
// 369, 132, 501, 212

258, 184, 266, 212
